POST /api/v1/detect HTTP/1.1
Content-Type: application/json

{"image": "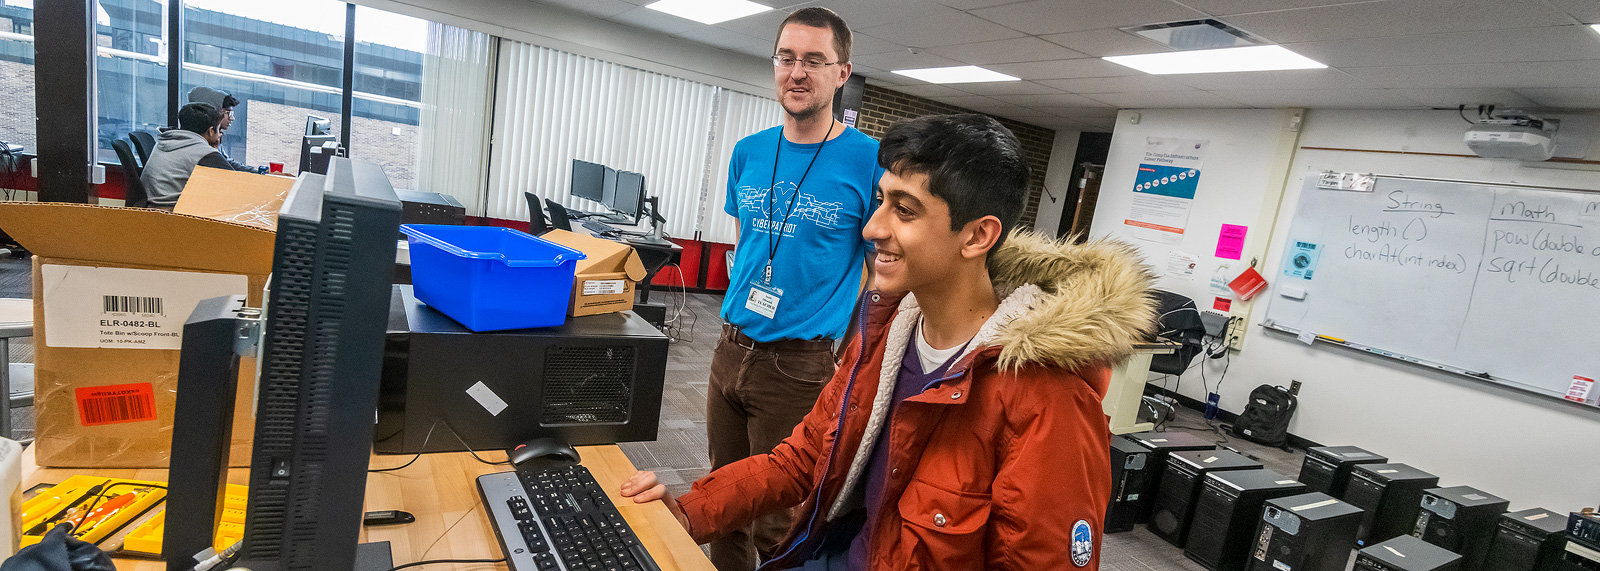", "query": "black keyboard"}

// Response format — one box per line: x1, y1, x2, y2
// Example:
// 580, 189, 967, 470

582, 219, 619, 234
478, 466, 663, 571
